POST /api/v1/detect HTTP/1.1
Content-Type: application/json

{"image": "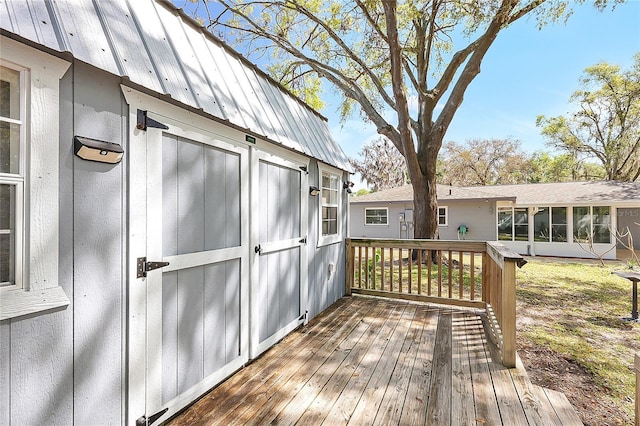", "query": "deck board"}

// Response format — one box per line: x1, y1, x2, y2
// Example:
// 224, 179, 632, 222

167, 296, 582, 426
